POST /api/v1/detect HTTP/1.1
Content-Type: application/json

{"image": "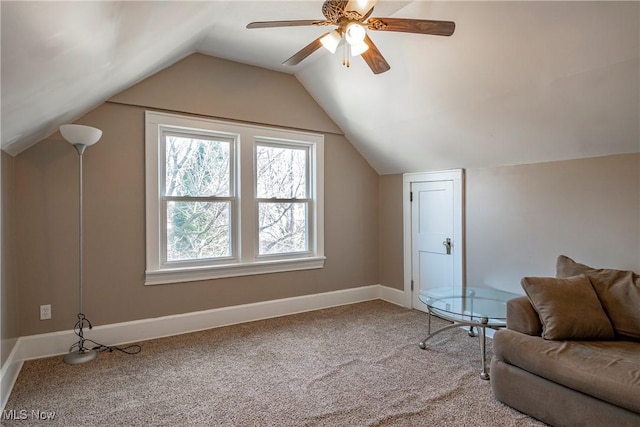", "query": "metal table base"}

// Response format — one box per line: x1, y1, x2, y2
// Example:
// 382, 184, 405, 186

419, 308, 503, 380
